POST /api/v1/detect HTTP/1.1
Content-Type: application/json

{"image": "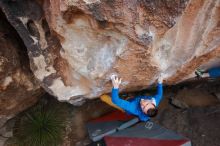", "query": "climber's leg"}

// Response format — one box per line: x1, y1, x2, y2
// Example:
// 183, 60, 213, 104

100, 94, 124, 112
208, 67, 220, 78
